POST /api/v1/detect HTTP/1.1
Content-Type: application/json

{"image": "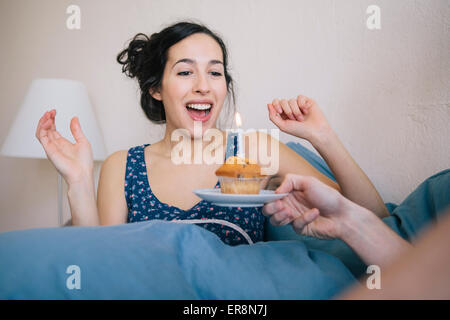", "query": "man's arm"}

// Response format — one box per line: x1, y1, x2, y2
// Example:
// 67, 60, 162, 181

340, 209, 450, 299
